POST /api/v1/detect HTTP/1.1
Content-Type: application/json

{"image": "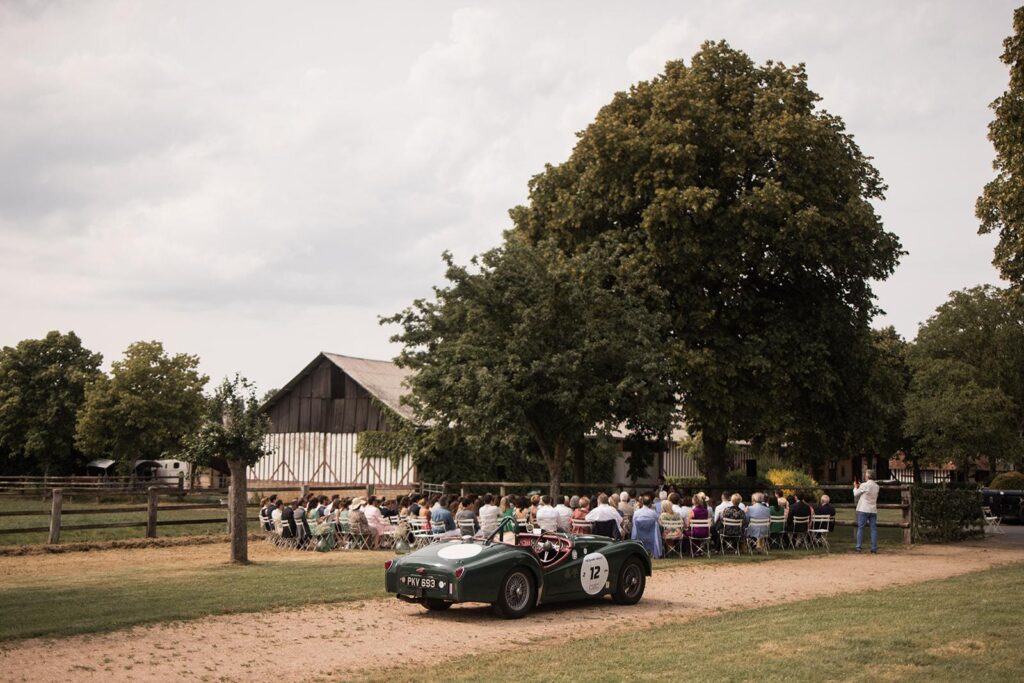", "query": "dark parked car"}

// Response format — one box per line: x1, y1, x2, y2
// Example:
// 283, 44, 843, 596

980, 488, 1024, 522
